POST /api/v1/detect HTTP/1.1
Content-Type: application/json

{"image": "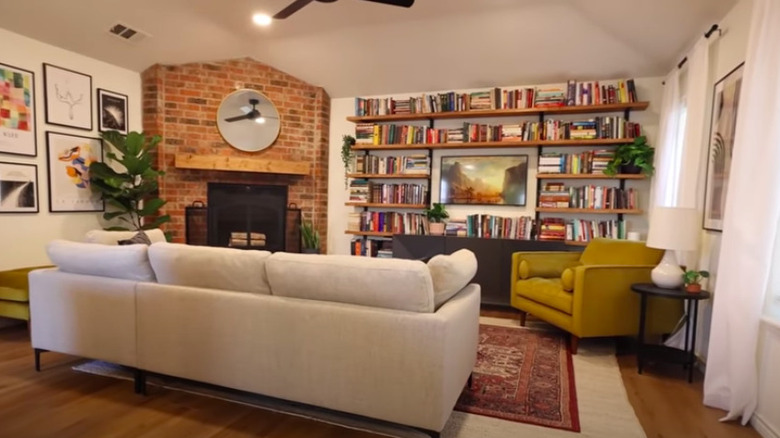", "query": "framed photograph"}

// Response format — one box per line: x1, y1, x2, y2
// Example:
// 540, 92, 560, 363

0, 161, 38, 213
43, 63, 93, 131
440, 155, 529, 206
97, 88, 128, 134
0, 62, 37, 156
703, 63, 744, 231
46, 131, 103, 212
